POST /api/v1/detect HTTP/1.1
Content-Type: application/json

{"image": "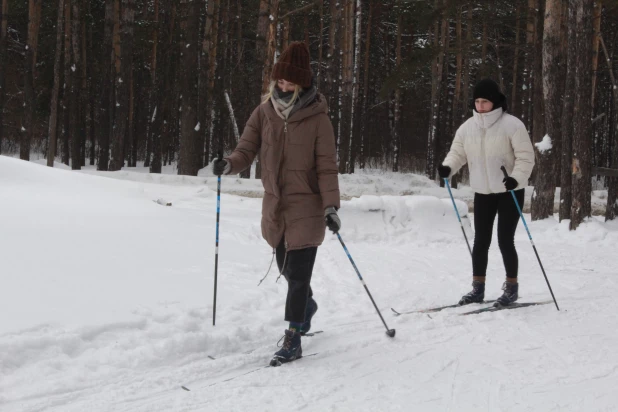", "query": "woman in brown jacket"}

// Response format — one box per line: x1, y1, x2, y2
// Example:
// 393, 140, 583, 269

212, 42, 341, 365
